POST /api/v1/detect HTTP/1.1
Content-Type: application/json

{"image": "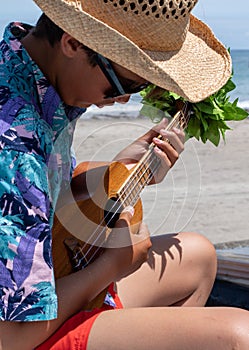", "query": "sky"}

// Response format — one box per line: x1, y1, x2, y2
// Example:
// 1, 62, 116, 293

0, 0, 248, 50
